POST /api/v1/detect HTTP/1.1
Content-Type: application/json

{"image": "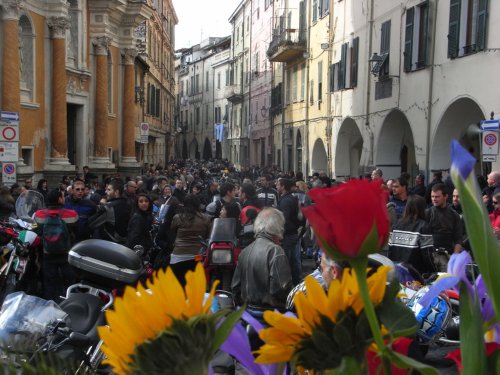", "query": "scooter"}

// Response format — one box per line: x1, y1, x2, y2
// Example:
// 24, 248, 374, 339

0, 239, 143, 372
199, 218, 240, 291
